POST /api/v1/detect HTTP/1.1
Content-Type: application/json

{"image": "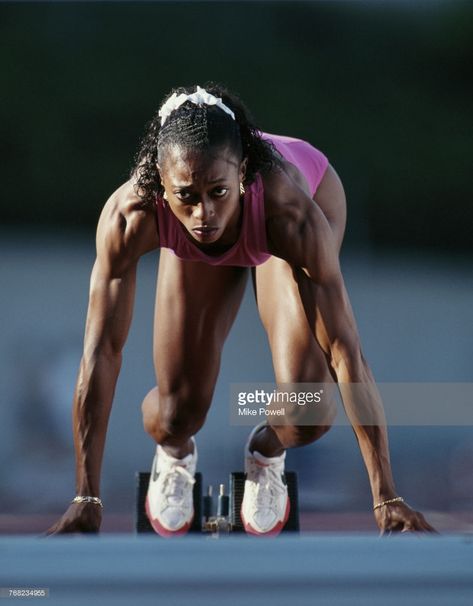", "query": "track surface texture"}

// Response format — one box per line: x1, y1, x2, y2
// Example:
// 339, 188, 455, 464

1, 534, 472, 605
